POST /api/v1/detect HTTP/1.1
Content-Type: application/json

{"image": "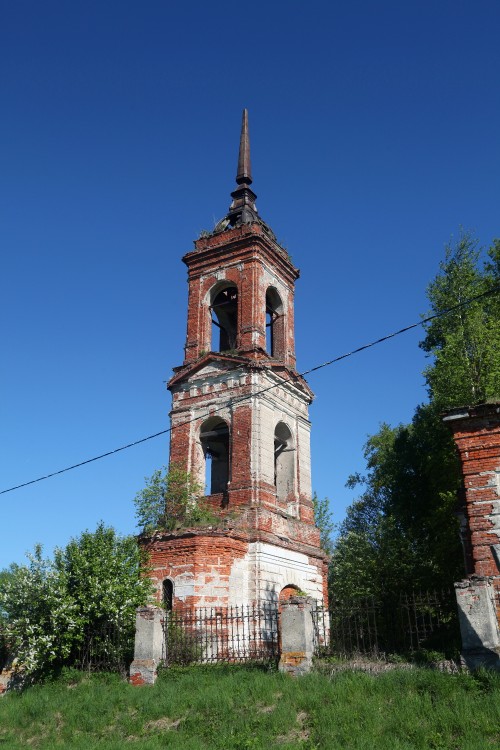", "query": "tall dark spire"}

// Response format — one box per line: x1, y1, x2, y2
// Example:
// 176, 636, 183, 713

236, 109, 252, 185
227, 109, 258, 226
